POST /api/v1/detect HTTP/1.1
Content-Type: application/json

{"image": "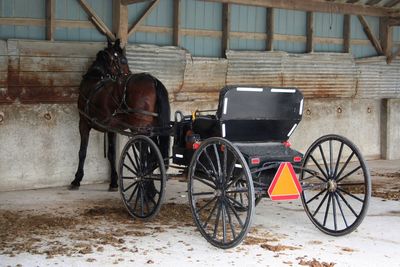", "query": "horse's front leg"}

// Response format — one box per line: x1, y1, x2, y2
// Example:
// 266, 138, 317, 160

107, 131, 119, 191
69, 118, 91, 190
